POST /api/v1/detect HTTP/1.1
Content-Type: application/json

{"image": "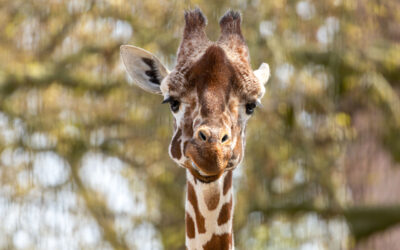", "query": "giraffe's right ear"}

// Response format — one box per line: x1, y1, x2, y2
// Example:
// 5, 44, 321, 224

120, 45, 169, 95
